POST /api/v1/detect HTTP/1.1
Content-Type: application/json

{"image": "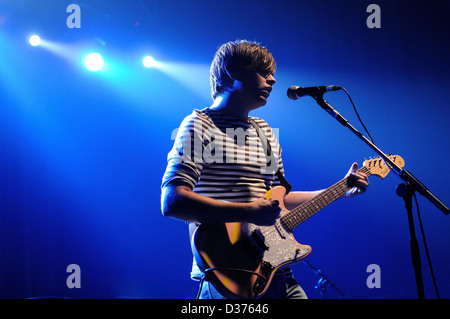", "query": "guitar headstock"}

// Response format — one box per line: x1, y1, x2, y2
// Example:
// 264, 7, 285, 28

363, 155, 405, 179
